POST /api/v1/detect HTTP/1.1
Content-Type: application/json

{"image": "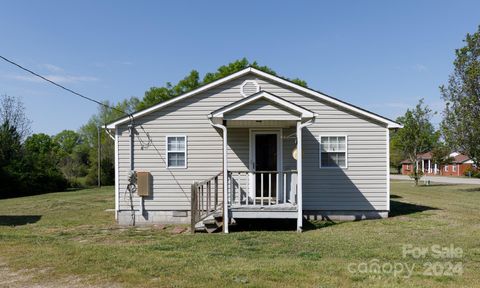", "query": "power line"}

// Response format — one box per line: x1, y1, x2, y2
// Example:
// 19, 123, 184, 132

0, 55, 131, 118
